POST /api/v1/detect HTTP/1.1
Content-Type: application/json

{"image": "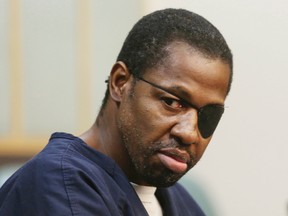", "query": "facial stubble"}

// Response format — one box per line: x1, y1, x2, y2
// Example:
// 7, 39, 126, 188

118, 111, 195, 187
